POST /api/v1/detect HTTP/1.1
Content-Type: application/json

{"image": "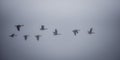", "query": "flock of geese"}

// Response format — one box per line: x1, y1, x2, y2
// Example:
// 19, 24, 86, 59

9, 25, 95, 40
